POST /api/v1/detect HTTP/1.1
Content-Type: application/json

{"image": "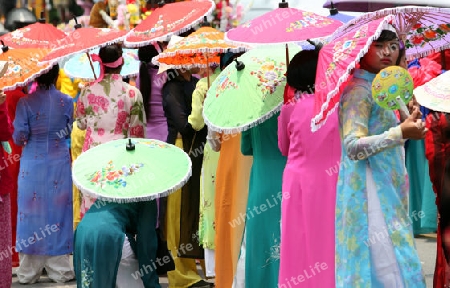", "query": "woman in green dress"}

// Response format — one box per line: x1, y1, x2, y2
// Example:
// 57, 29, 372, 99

241, 114, 287, 288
